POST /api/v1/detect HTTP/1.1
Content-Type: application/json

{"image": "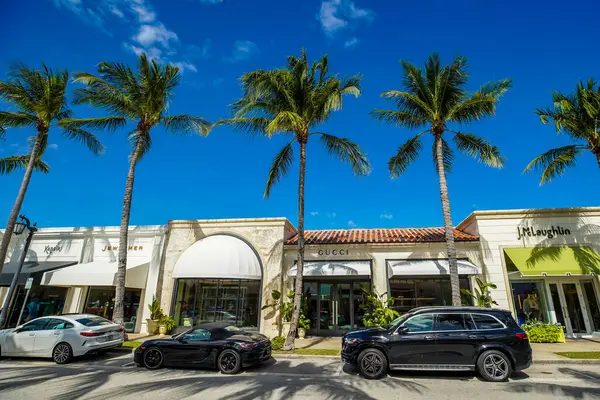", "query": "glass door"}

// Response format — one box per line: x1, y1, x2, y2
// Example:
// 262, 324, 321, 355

582, 281, 600, 333
562, 283, 586, 334
318, 283, 334, 335
547, 281, 592, 336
